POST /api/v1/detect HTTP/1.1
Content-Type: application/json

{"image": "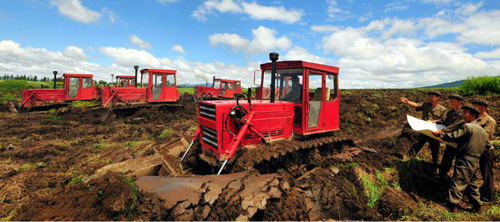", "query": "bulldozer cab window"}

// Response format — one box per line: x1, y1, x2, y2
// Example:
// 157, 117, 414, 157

263, 69, 302, 101
68, 77, 79, 98
228, 82, 233, 90
166, 74, 175, 87
221, 82, 227, 95
141, 72, 149, 88
235, 82, 240, 89
130, 78, 136, 87
326, 74, 337, 101
82, 77, 92, 88
308, 73, 323, 128
213, 80, 221, 89
152, 73, 163, 100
